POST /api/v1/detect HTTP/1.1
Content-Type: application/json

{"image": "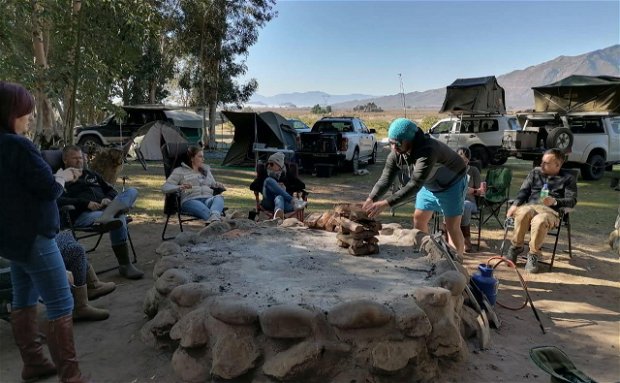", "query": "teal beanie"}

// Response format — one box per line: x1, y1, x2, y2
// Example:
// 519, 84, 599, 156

388, 118, 418, 142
